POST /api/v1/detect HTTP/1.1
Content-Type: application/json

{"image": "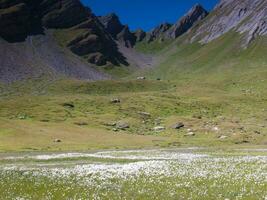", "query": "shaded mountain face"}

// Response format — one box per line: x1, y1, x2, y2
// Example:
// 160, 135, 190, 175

0, 0, 42, 42
0, 0, 127, 66
190, 0, 267, 46
98, 13, 136, 48
98, 13, 124, 38
165, 4, 208, 39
